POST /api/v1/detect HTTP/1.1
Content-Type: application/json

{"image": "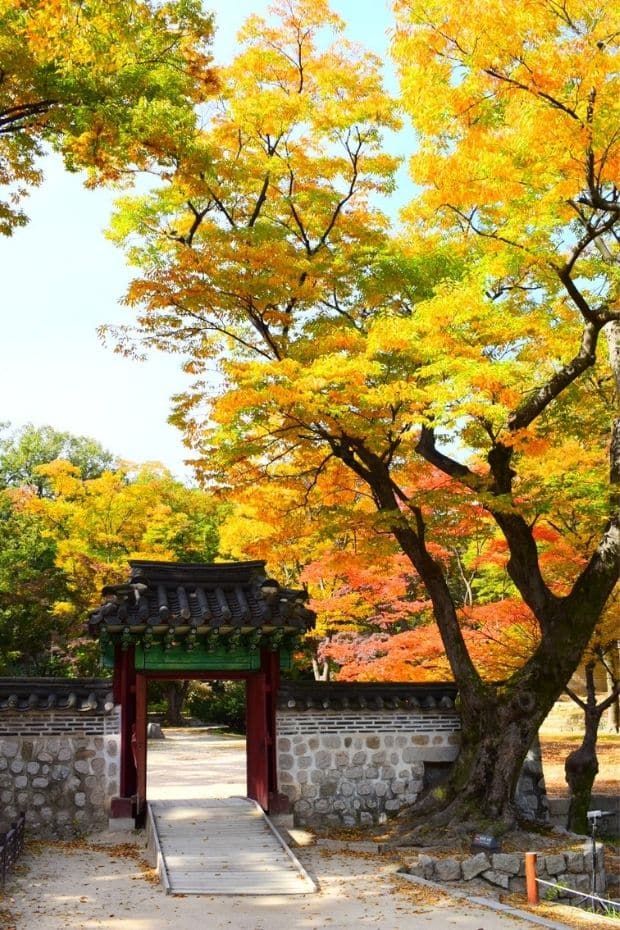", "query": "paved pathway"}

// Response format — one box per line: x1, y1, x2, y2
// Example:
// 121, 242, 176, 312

147, 730, 246, 800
